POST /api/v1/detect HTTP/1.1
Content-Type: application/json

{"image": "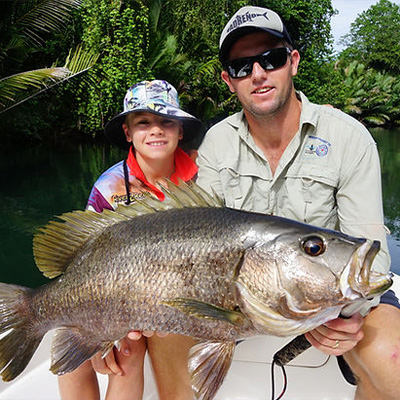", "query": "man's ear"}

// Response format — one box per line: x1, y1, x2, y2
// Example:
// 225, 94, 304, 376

221, 70, 236, 94
122, 124, 132, 143
290, 49, 300, 78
